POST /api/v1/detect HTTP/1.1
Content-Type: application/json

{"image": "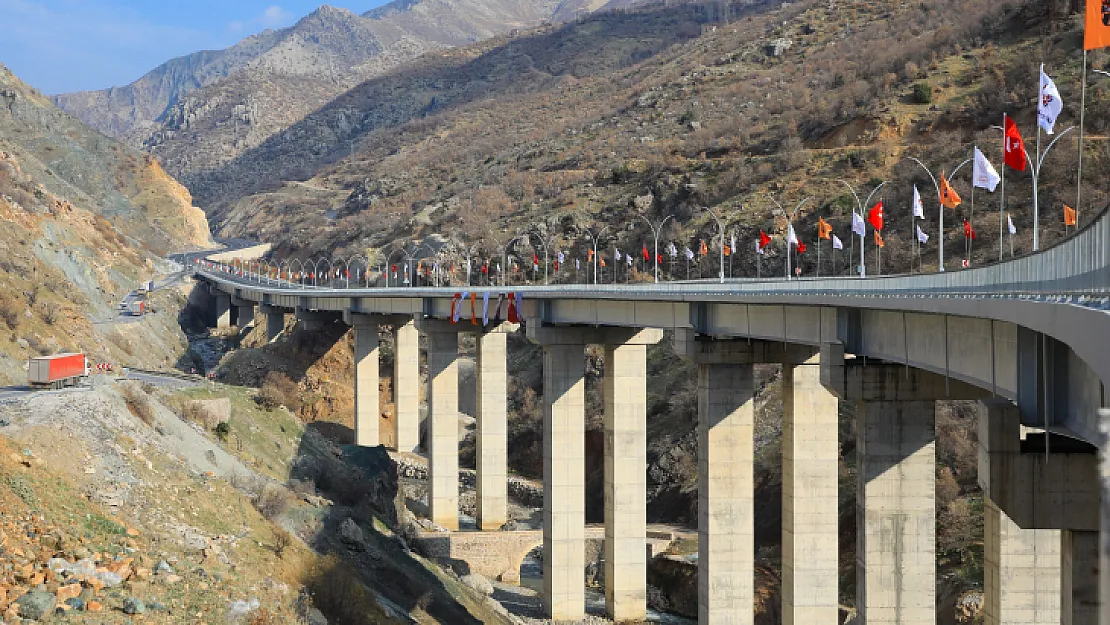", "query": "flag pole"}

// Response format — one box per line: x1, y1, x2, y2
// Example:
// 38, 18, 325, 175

968, 155, 975, 264
859, 210, 866, 278
1035, 65, 1043, 251
1000, 116, 1006, 262
1078, 49, 1088, 226
817, 237, 821, 278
